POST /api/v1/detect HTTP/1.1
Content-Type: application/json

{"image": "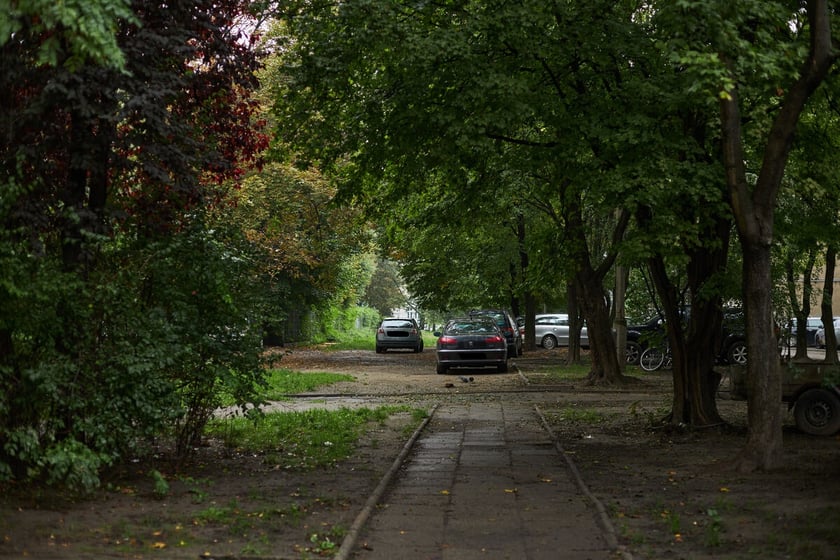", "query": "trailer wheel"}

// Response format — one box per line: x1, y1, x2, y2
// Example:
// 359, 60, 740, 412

794, 388, 840, 436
